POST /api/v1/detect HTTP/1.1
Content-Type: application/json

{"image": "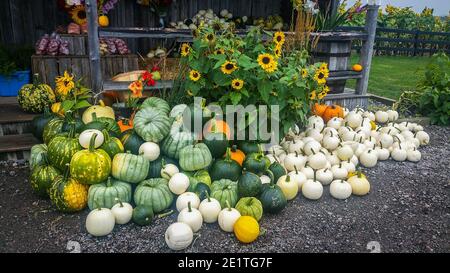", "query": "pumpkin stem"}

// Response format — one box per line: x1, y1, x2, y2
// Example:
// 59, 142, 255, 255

265, 169, 275, 185
106, 177, 112, 187
294, 165, 299, 174
205, 190, 211, 202
225, 200, 232, 211
94, 200, 102, 210
157, 209, 174, 218
115, 197, 124, 207
162, 171, 171, 179
231, 145, 238, 152
295, 151, 299, 157
99, 100, 105, 107
88, 133, 98, 152
63, 163, 70, 181
91, 112, 98, 121
225, 147, 232, 161
161, 158, 166, 168
32, 73, 40, 86
102, 129, 110, 142
313, 169, 317, 182
210, 118, 218, 133
187, 201, 192, 212
286, 175, 291, 183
